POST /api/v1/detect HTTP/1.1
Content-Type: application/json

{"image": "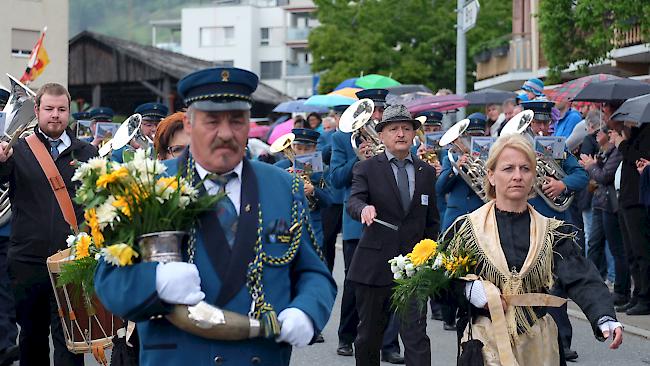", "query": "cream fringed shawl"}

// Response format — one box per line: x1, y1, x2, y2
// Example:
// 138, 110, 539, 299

445, 200, 574, 341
